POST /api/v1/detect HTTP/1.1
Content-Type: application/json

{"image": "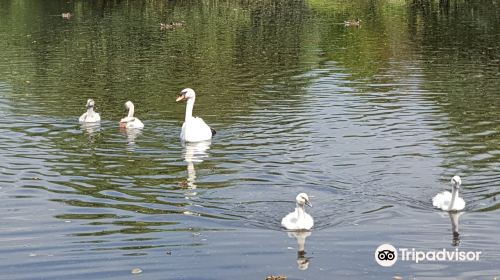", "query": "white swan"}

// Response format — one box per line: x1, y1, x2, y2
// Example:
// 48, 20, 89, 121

176, 88, 215, 142
120, 101, 144, 129
281, 193, 314, 230
432, 175, 465, 211
79, 99, 100, 123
